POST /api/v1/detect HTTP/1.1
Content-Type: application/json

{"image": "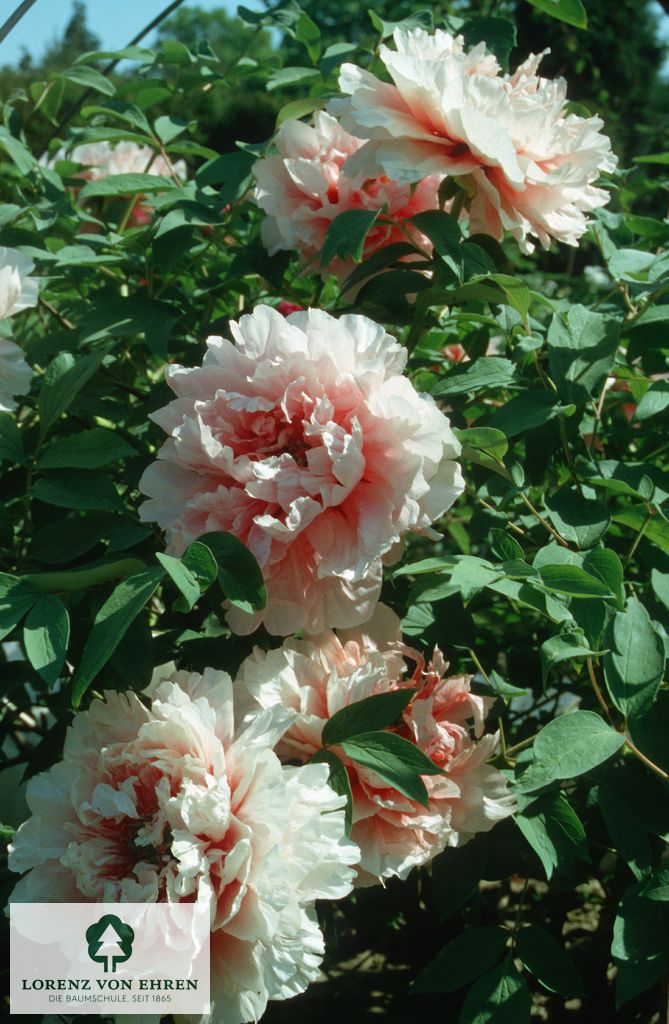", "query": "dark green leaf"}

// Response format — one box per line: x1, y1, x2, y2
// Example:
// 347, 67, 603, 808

38, 351, 106, 441
156, 552, 200, 612
320, 209, 380, 267
544, 489, 610, 549
413, 926, 508, 993
340, 731, 442, 807
37, 428, 137, 470
602, 598, 664, 719
516, 925, 585, 996
79, 173, 178, 199
462, 17, 517, 67
71, 567, 165, 706
323, 689, 415, 746
547, 305, 619, 405
197, 531, 267, 613
432, 357, 517, 397
458, 960, 531, 1024
524, 0, 587, 29
23, 595, 70, 687
538, 564, 613, 599
489, 391, 568, 437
